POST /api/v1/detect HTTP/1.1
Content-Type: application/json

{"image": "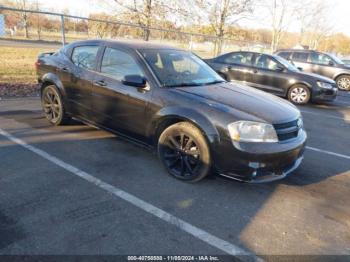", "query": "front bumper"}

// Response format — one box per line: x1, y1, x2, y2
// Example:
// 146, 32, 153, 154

213, 130, 307, 183
312, 87, 338, 101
